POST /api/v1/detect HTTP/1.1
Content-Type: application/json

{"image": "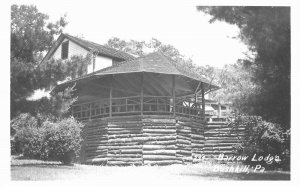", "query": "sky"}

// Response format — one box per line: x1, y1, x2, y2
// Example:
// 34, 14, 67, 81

12, 0, 249, 68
